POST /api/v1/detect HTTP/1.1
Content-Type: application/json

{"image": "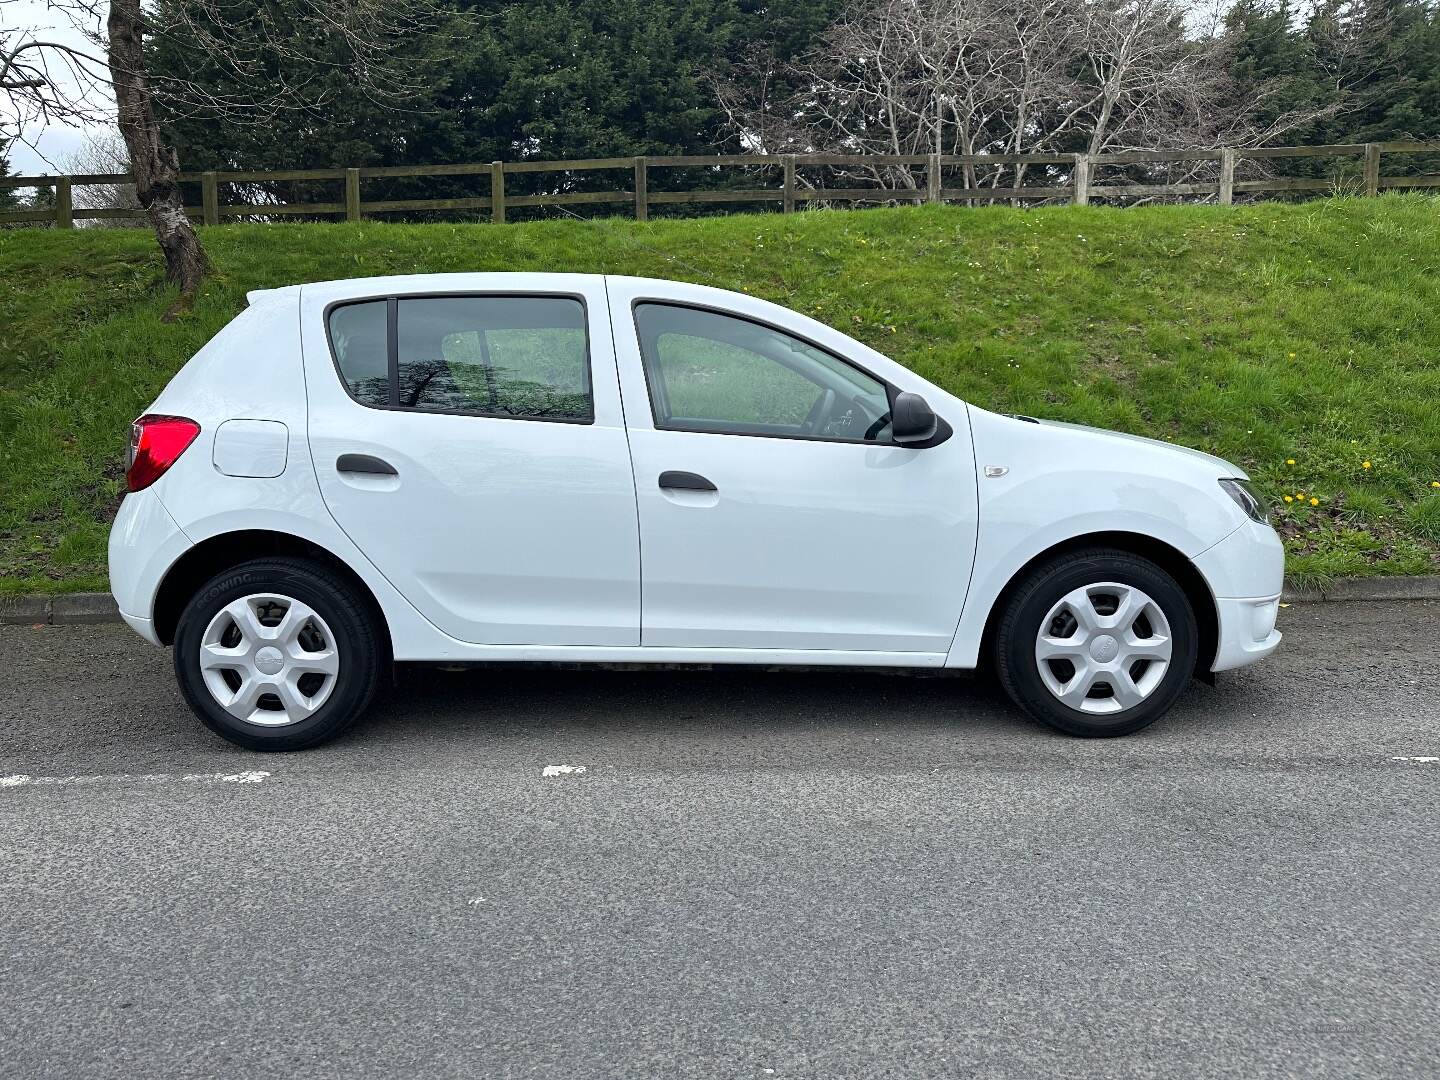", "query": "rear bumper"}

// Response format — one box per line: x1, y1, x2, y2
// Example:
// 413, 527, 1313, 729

120, 611, 161, 647
107, 488, 192, 644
